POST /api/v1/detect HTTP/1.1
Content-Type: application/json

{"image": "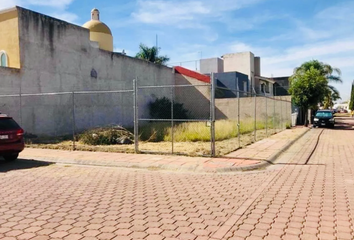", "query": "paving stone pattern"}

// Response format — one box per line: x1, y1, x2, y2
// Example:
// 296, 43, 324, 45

226, 127, 354, 240
0, 164, 273, 240
1, 119, 354, 240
